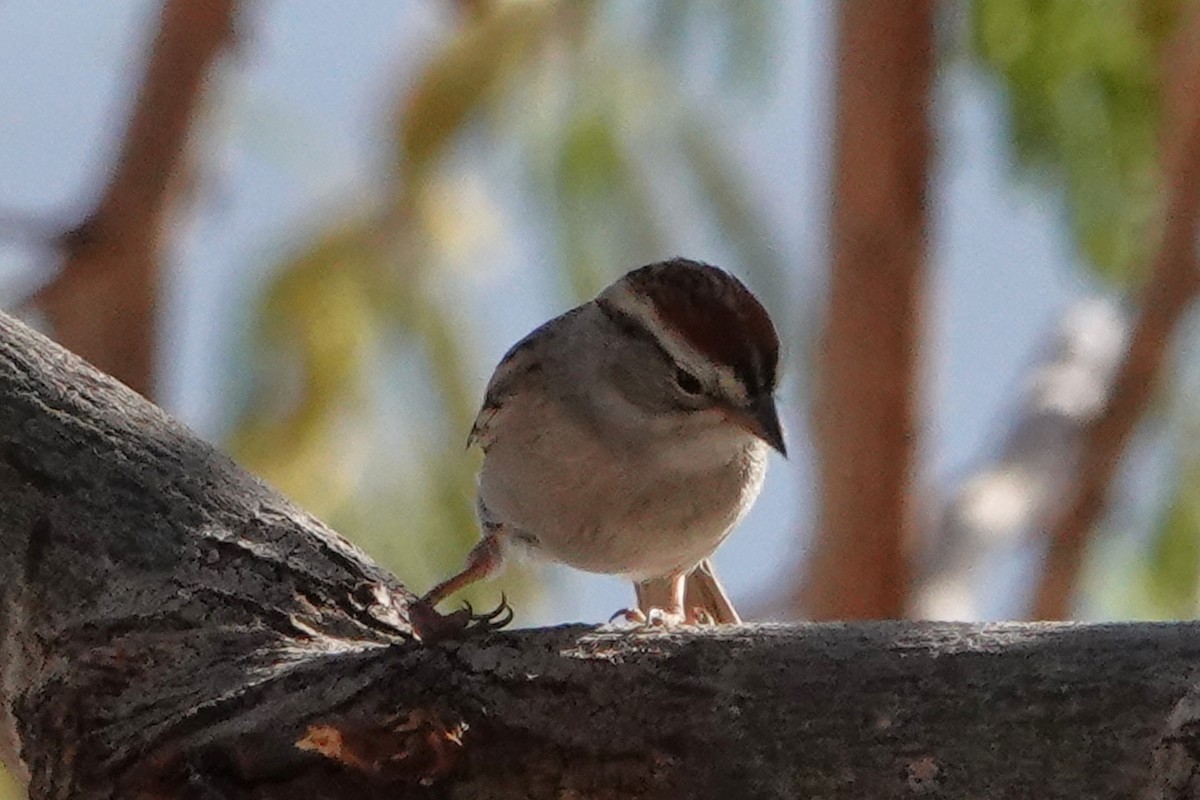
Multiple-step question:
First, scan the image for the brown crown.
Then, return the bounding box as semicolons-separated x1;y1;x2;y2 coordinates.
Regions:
621;258;779;394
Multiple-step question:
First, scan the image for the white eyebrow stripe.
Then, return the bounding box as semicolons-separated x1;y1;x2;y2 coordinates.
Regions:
601;284;748;404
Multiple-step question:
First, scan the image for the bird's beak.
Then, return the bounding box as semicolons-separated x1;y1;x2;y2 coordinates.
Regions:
729;394;787;457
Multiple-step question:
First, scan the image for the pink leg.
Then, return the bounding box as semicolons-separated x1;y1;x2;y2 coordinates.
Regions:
421;531;505;609
629;573;688;627
682;559;740;624
411;530;511;640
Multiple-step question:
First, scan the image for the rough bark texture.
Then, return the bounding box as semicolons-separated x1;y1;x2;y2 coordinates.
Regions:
1032;1;1200;620
800;0;932;620
5;315;1200;799
29;0;235;398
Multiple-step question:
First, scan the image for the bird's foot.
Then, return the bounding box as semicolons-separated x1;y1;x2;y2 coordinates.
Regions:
410;594;513;642
606;606;688;630
607;607;646;627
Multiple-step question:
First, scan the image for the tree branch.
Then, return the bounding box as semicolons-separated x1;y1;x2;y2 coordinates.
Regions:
1032;1;1200;619
798;0;932;620
4;318;1200;797
27;0;236;398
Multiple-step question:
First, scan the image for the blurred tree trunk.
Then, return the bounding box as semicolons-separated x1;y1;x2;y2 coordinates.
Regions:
29;0;235;399
796;0;933;620
1031;1;1200;619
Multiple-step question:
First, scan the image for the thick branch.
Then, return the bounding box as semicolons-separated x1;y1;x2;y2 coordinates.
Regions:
1032;2;1200;619
799;0;932;619
0;311;413;795
28;0;236;397
3;324;1200;798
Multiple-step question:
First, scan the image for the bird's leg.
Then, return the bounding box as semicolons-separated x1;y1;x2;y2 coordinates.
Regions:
422;531;504;608
410;528;512;641
682;558;740;624
623;573;688;627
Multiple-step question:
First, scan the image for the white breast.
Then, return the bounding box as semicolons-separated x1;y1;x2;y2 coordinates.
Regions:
476;391;769;581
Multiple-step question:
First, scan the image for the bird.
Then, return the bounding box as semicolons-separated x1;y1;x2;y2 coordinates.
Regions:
410;257;785;639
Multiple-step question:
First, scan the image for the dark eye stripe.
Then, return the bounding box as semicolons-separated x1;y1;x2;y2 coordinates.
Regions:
596;297;713;406
595;296;682;368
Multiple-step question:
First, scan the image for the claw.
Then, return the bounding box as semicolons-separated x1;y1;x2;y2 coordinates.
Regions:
604;606;687;630
480;594;514;629
608;607;647;625
481;594;511;622
645;607;678;627
410;594;514;642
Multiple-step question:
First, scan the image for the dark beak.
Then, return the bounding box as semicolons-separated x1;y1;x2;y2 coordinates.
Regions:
732;394;787;457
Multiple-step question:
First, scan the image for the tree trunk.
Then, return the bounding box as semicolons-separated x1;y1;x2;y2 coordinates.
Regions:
3;312;1200;798
30;0;236;398
799;0;932;620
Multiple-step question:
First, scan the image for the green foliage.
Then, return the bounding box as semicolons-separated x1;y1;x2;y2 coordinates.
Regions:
228;2;785;618
648;0;777;91
518;2;788;303
395;0;563;183
230;219;380;514
1143;465;1200;617
553;101;666;301
1136;402;1200;618
0;768;18;800
972;0;1180;284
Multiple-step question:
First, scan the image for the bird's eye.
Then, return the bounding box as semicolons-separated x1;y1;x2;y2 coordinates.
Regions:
675;368;703;395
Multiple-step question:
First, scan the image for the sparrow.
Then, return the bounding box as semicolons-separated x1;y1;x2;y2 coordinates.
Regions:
411;257;784;638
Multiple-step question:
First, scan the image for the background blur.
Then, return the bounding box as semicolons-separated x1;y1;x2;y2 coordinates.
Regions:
2;3;1199;788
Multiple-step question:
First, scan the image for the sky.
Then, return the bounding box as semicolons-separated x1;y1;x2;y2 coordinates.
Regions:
0;2;1098;623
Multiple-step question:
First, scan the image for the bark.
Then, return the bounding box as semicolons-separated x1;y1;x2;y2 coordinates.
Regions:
28;0;236;398
799;0;932;620
4;320;1200;799
1032;1;1200;619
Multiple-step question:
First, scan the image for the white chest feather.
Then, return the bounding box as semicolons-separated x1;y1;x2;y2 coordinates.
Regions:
476;391;769;580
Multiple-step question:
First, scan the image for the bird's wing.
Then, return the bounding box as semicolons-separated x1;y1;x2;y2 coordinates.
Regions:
466;307;583;451
466;403;500;451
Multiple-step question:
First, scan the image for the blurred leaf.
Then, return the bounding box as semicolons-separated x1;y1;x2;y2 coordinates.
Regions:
0;769;18;800
648;0;693;59
553;105;669;301
395;0;564;183
678;121;790;321
358;241;477;433
647;0;777;91
1144;461;1200;616
973;0;1179;284
720;0;775;89
230;218;380;514
400;283;479;434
